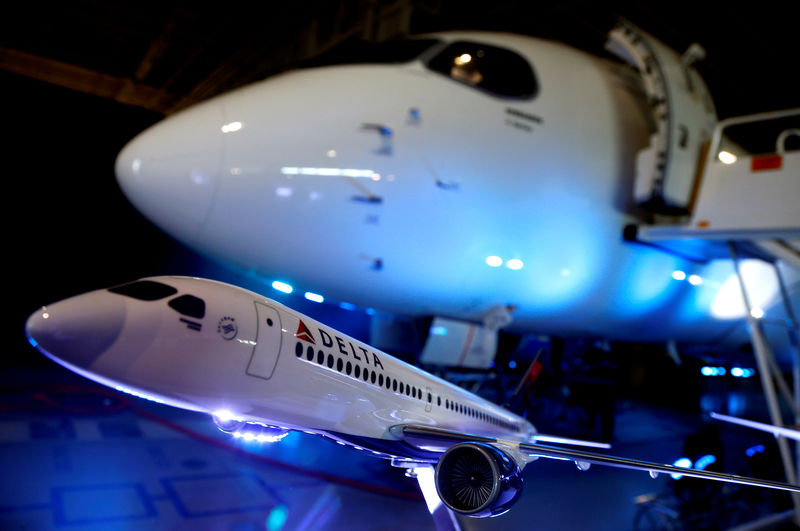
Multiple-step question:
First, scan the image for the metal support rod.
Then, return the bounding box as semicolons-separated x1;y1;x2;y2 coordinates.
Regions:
729;242;800;521
774;262;800;497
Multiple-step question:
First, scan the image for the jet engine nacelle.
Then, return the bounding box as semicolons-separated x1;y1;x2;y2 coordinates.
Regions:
434;442;523;518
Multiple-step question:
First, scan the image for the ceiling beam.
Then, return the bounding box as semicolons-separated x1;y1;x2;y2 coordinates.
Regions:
0;46;174;114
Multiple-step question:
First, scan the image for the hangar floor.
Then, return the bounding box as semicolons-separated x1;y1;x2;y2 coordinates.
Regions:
0;368;795;531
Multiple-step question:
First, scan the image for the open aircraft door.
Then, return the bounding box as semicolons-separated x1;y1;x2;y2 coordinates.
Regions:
246;302;283;379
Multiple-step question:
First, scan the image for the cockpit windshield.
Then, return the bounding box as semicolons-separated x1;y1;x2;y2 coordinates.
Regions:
168;294;206;319
299;38;441;68
425;41;538;99
108;280;178;301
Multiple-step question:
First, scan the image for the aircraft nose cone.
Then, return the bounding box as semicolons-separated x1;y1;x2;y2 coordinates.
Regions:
115;100;224;244
26;292;126;370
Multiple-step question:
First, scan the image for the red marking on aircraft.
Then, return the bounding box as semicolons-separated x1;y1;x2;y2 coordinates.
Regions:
296;320;316;344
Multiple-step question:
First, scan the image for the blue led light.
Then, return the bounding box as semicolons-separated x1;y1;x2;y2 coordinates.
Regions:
746;444;765;457
717;367;726;376
731;367;744;377
365;308;376;315
339;302;356;311
27;336;38;348
694;454;716;471
671;457;692;480
672;270;687;281
508;360;517;369
267;505;289;531
430;326;448;336
304;292;324;303
701;366;715;376
272;281;293;294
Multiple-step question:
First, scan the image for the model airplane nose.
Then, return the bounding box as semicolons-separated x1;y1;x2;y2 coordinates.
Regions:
25;293;126;369
115;100;224;245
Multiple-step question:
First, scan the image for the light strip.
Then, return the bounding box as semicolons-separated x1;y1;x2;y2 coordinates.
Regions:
281;167;376;178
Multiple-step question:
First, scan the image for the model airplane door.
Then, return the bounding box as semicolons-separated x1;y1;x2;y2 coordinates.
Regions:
247;302;283;380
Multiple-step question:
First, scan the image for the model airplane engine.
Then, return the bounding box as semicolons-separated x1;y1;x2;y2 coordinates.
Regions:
434;442;523;518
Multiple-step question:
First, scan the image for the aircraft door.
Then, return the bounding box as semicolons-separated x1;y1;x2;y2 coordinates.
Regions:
246;302;283;379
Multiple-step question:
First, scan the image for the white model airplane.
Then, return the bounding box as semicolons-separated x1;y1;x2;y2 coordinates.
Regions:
24;277;800;518
712;412;800;441
112;27;799;362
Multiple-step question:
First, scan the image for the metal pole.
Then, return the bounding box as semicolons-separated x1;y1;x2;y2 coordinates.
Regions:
729;243;800;520
774;262;800;497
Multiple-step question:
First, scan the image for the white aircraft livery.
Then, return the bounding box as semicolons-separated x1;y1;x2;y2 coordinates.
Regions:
25;276;800;518
112;28;800;359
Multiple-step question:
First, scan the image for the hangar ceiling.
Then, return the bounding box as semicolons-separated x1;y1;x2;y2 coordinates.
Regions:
1;1;795;117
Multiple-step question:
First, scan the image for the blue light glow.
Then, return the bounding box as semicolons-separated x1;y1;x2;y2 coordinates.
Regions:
365;308;376;315
338;302;356;311
272;281;293;294
430;326;448;336
506;258;524;270
27;336;38;348
694;454;716;470
114;385;165;404
304;292;324;303
486;255;503;267
746;444;765;457
731;367;744;377
267;505;289;531
717;367;726;376
508;360;517;369
688;274;703;286
671;457;692;480
672;270;687;281
701;366;715;376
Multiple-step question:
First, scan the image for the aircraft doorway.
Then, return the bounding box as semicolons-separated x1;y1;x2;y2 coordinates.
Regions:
246;302;283;379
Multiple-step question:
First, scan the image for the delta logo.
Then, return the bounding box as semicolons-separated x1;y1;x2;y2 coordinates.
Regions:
295;320;316;344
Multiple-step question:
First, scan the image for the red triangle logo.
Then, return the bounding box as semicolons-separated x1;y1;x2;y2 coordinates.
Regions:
295;320;315;344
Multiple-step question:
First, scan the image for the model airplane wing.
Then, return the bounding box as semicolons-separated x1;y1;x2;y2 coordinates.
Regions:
711;412;800;441
397;424;800;493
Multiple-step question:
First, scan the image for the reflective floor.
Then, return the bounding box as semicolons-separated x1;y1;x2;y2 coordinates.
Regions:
0;368;796;531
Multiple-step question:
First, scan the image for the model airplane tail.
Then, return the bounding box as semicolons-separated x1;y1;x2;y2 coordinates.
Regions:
25;277;800;519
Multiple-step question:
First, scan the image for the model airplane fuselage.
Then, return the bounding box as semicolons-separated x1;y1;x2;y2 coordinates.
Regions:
25;277;800;518
113;31;799;348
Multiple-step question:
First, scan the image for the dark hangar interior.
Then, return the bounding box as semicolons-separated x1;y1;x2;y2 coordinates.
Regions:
4;2;798;530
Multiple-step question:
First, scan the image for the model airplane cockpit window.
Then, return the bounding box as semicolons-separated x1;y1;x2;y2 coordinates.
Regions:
107;280;177;301
167;294;206;319
299;38;441;68
425;41;538;99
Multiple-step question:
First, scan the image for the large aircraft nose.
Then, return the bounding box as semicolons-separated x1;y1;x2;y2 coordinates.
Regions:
25;292;126;370
115;100;224;244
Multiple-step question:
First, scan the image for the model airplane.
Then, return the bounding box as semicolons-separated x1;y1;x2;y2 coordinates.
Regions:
112;27;799;362
25;277;800;518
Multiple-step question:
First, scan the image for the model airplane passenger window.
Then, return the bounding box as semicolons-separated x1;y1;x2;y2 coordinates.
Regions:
425;41;538;99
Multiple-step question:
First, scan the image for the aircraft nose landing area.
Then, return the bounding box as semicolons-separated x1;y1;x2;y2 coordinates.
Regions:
114;101;223;245
26;294;125;370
